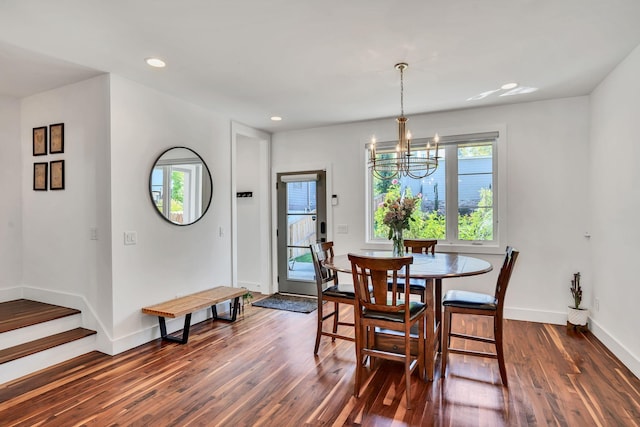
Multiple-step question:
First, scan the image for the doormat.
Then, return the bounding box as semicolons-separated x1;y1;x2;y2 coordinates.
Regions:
252;293;318;313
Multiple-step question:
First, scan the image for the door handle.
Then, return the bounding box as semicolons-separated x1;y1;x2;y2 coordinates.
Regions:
320;221;326;234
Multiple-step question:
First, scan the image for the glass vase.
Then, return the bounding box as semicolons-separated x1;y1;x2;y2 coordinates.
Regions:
391;227;404;257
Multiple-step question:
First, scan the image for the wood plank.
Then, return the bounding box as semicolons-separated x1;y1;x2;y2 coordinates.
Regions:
141;295;212;318
141;286;246;318
190;286;246;303
0;328;96;365
0;299;80;333
0;307;639;426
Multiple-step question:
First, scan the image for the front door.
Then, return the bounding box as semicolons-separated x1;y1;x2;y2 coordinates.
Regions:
276;170;327;296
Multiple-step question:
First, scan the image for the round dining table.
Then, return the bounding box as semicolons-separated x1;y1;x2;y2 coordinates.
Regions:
323;250;493;380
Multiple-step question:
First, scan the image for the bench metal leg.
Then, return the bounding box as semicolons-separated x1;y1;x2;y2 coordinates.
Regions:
158;314;192;344
211;297;241;322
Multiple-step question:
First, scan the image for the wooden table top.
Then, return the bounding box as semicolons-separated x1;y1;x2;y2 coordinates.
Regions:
324;251;493;279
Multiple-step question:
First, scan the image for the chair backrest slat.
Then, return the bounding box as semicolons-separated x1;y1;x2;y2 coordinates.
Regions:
310;242;338;294
348;254;413;317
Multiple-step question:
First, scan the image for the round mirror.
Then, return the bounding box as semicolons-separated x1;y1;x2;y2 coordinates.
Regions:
149;147;213;226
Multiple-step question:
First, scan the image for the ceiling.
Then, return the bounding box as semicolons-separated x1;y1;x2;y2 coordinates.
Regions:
1;0;640;133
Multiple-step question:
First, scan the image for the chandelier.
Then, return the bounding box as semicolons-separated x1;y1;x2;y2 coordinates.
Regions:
368;63;439;180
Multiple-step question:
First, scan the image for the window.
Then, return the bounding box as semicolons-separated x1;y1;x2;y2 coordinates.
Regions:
151;159;205;224
367;131;505;253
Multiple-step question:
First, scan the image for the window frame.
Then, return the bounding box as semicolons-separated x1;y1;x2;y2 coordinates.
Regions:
364;126;507;254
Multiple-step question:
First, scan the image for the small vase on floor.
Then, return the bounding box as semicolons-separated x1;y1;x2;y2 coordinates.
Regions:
567;306;588;327
391;227;404;256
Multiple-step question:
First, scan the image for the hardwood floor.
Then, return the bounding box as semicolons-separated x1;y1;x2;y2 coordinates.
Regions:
1;303;639;426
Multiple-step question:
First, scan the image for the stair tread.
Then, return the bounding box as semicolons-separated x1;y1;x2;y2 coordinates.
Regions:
0;327;96;365
0;299;81;333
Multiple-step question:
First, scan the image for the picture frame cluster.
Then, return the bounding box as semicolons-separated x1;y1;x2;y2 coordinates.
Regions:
32;123;65;191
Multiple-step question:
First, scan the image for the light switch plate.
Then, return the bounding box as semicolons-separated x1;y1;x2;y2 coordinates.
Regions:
124;231;137;245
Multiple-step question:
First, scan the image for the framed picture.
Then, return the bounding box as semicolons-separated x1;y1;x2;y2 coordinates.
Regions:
50;160;65;190
33;162;48;191
33;127;47;156
49;123;64;154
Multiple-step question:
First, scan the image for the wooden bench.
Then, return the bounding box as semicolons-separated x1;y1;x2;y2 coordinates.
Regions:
142;286;246;344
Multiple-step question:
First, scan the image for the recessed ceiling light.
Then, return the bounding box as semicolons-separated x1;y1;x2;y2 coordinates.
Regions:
271;116;282;121
501;82;518;90
145;57;166;68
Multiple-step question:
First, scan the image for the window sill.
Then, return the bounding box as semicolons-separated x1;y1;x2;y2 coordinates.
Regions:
364;240;505;255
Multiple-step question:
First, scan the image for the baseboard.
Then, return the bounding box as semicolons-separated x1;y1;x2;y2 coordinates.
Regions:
504;306;567;325
589;318;640;379
111;302;231;354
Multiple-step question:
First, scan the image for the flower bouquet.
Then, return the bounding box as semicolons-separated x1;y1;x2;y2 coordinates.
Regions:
382;193;421;256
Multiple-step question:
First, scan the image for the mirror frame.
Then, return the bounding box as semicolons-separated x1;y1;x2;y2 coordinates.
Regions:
149;146;213;226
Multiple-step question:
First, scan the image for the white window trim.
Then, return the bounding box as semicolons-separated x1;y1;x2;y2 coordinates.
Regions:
364;125;508;255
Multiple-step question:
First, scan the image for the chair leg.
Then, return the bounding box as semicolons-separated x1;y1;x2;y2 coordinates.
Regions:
420;316;426;381
404;324;412;410
314;298;324;355
367;326;375;368
441;309;451;379
425;309;434;381
495;314;508;386
353;322;364;397
332;302;339;338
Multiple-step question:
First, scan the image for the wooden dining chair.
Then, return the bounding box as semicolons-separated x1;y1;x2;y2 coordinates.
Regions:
349;254;426;409
310;242;356;355
390;239;438;303
441;247;519;385
404;239;437;255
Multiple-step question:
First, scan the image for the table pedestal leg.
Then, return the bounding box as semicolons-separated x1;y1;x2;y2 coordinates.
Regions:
423;278;443;381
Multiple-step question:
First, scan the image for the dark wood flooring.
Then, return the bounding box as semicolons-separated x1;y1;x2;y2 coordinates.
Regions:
0;303;639;426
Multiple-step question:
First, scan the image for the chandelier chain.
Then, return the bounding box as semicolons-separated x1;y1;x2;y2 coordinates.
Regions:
400;66;404;117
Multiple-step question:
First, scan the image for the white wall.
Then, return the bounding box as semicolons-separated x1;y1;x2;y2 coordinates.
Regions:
272;97;591;324
109;75;233;352
236;135;263;291
589;44;640;376
11;74;258;355
20;76;112;349
0;96;22;294
231;123;272;295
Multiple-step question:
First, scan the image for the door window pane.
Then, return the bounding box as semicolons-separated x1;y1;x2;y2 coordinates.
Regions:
286;181;316;281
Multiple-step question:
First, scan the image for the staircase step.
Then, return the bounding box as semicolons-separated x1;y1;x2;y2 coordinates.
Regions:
0;313;82;351
0;328;96;365
0;299;81;333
